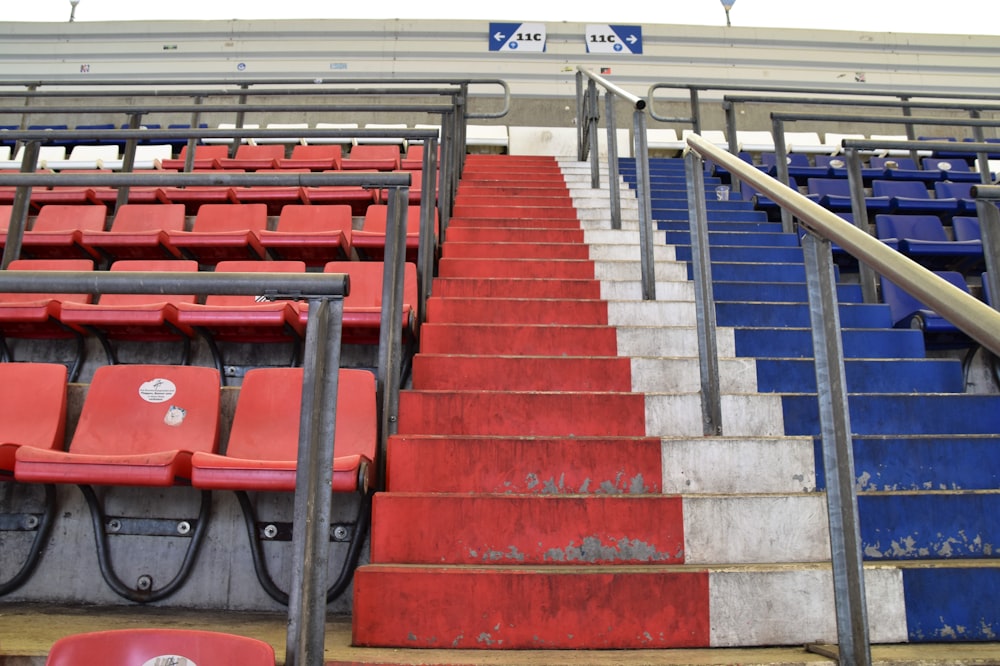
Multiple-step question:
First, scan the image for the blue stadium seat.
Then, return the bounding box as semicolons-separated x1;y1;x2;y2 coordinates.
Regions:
875;214;983;270
807;177;891;212
880;270;973;350
871;179;961;216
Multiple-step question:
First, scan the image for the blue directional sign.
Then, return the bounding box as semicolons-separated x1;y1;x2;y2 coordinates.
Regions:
585;24;642;54
488;22;547;52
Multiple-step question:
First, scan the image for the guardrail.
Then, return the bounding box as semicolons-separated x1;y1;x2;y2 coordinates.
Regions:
576;67;656;300
686;131;1000;666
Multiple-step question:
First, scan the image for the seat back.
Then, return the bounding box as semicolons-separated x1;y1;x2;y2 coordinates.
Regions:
952;216;981;242
98;259;200;306
0;363;67;471
806;178;850;198
0;258;94;304
871;180;932;199
232;144;285;161
323;260;418;315
284;144;342;169
875;214;949;242
30;205;107;233
69;364;220;457
881;271;970;328
191;203;267;233
45;628;275;666
205;260;307;306
226;366;377;463
110;203;186;233
361;204;423;235
275;204;352;234
934;181;974;200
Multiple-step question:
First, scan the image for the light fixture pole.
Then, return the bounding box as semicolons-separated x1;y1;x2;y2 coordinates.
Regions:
69;0;80;22
720;0;735;26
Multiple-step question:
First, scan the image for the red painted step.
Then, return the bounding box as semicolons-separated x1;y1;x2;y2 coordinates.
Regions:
352;566;710;649
445;226;584;244
411;354;632;391
385;434;663;494
457;185;570;198
425;297;608;325
432;277;601;299
454;195;574;208
417;323;619;356
438;257;595;279
369;493;685;565
447;216;583;230
452;203;578;218
441;241;591;260
397;390;647;437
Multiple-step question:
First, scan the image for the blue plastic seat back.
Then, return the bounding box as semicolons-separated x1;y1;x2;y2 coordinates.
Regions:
952;216;981;242
875;214;949;243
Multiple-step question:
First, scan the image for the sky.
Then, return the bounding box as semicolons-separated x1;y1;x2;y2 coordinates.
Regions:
5;0;1000;36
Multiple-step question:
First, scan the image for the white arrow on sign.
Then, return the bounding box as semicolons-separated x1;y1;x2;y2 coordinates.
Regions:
627;34;638;45
493;31;506;42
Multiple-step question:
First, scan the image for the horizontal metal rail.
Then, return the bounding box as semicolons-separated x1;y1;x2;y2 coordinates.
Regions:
686;132;1000;357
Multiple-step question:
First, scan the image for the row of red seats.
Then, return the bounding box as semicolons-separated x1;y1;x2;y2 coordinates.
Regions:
0;257;419;381
0;203;427;265
165;143;429;171
2;361;376;603
0;169;429;215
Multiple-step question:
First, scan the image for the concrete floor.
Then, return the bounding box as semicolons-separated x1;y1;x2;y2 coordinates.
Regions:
2;603;1000;666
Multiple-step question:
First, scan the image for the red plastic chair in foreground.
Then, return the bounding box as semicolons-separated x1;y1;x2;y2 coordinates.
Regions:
191;366;377;603
15;364;222;602
0;362;67;596
257;203;352;266
79;203;186;262
165;202;268;264
45;628;276;666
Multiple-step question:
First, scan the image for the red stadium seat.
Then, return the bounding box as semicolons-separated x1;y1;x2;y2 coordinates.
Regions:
165;203;268;264
0;258;95;381
299;169;378;216
229;168;309;214
155;169;239;214
18;204;106;261
78;203;186;261
46;628;276;666
214;144;284;170
190;366;376;603
258;203;352;265
57;259;200;366
173;260;308;382
342;144;401;171
14;363;222;602
319;260;419;344
277;144;342;171
354;203;429;261
160;144;229;170
0;362;67;595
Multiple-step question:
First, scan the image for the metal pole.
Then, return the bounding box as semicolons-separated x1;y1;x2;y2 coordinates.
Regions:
605;92;622;230
587;80;601;188
417;137;438;319
1;141;39;269
634;109;655;301
772;117;794;233
843;147;880;304
376;185;409;487
975;199;1000;312
285;294;345;666
114;113;142;213
801;230;872;666
685;150;722;435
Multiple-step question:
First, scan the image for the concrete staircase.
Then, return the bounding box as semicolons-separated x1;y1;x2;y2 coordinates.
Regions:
351;153;1000;651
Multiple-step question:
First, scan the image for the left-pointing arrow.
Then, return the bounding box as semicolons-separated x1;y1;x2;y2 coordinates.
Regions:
493;31;506;41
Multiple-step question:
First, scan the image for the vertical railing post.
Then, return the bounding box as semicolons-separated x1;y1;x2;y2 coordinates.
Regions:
285;293;345;666
376;185;409;486
114;113;143;213
605;92;622;230
844;147;880;304
633;108;655;301
772;118;794;234
587;80;601;188
2;140;39;269
976;199;1000;310
801;231;872;666
417;137;438;320
685;150;722;435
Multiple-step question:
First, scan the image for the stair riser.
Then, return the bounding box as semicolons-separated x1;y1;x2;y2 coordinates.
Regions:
438;257;595;279
716;302;892;328
426;298;609;325
446;227;584;243
782;394;1000;436
418;323;619;356
369;494;685;565
433;277;602;299
756;358;965;394
352;567;711;649
734;328;927;359
397;391;647;437
386;435;662;494
441;242;592;260
452;204;579;219
411;355;632;391
448;216;583;230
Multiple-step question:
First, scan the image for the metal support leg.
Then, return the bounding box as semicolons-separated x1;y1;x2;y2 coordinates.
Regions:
801;231;872;666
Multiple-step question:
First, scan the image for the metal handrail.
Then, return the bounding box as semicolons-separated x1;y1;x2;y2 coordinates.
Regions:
687;131;1000;666
687;133;1000;356
576;67;656;300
